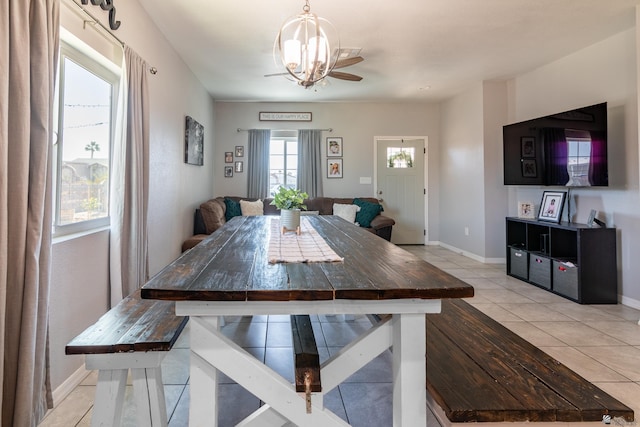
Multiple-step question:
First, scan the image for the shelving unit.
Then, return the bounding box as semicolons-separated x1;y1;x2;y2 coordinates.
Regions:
506;217;618;304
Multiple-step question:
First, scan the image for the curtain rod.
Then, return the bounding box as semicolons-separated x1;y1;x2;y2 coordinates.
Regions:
237;128;333;132
68;0;158;75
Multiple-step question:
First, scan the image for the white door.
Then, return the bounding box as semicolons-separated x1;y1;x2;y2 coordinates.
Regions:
375;138;426;244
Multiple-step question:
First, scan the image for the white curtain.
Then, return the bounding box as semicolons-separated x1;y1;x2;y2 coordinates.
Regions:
1;0;59;425
298;129;324;197
109;46;150;306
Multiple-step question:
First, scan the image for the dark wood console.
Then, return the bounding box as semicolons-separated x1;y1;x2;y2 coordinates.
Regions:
506;217;618;304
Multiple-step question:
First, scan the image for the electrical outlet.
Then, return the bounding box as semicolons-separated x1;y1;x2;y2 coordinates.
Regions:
464;227;469;236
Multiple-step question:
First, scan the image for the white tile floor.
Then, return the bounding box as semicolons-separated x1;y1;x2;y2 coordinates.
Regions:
38;245;640;427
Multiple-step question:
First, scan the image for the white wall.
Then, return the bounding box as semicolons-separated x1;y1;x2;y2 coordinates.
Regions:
213;102;443;241
506;28;640;307
50;0;215;395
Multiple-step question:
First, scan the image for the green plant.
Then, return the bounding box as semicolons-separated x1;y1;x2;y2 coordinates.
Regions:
270;186;308;210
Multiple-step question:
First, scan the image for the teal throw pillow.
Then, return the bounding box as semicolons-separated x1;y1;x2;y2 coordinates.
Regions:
353;198;383;228
224;198;242;221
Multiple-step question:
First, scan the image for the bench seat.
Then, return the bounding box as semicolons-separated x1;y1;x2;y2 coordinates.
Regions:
66;290;188;427
426;299;634;424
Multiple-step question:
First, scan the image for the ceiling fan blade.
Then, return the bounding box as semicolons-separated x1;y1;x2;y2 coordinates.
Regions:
328;71;363;82
264;72;289;77
334;56;364;69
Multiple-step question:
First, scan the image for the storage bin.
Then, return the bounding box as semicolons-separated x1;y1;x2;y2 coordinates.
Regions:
509;247;528;280
529;255;551;289
553;260;578;300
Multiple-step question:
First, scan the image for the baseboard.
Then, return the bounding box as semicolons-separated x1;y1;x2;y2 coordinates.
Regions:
51;365;91;407
437;242;505;265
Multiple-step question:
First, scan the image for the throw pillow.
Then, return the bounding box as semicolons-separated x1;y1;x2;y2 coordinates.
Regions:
200;198;226;234
240;199;264;216
332;203;360;224
224;197;242;221
353;198;384;228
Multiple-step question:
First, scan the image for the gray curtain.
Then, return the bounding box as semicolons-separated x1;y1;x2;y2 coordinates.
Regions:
247;129;271;199
298;129;324;197
1;0;59;425
109;46;150;306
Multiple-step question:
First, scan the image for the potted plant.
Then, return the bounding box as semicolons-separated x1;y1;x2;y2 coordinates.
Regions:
270;186;308;233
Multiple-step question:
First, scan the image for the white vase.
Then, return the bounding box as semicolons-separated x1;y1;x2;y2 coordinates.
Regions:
280;209;301;233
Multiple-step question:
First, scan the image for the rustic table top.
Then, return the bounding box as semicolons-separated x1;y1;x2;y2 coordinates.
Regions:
141;215;474;302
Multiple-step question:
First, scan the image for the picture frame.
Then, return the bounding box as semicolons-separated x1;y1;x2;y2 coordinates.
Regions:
521;136;535;158
224;152;233;163
224;166;233;178
538;191;566;223
184;116;204;166
234;161;243;173
327;158;343;178
518;201;535;219
521;159;537;177
327;137;343;157
235;145;244;157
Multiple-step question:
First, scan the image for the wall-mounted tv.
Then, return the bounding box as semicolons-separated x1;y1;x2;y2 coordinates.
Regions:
503;102;608;187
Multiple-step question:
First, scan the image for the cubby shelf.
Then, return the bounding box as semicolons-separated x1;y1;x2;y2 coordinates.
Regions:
506;217;618;304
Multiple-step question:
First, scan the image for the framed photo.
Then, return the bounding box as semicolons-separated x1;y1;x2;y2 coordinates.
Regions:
235;145;244;157
327;158;343;178
224;166;233;178
538;191;566;223
521;136;535;158
327;137;343;157
184;116;204;166
518;201;535;219
522;159;537;177
234;161;243;173
224;152;233;163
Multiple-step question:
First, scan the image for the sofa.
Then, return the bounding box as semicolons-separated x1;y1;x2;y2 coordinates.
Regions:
182;196;395;252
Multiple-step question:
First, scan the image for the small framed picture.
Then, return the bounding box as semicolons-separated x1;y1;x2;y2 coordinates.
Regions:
521;136;535;158
235;145;244;157
224;166;233;178
327;158;343;178
234;161;243;173
518;201;535;219
327;137;343;157
538;191;567;223
522;159;537;177
224;152;233;163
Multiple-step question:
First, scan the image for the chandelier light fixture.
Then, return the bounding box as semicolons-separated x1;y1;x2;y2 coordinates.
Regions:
274;0;340;88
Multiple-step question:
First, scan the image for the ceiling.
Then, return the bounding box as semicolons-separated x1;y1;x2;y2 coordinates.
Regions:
139;1;640;103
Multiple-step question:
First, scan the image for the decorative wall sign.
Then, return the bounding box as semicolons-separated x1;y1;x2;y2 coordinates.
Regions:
81;0;120;30
184;116;204;166
259;112;312;122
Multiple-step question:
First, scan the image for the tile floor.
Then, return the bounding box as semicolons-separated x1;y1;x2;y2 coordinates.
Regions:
38;245;640;427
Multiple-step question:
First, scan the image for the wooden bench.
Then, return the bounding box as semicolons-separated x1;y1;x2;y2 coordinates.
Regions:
426;299;634;424
290;315;322;413
66;290;188;427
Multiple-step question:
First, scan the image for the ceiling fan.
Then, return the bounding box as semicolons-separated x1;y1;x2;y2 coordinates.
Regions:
265;48;364;85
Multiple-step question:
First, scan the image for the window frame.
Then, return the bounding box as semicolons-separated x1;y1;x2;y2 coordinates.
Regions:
53;41;120;237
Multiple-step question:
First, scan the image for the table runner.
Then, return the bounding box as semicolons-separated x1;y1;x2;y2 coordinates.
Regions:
268;217;343;263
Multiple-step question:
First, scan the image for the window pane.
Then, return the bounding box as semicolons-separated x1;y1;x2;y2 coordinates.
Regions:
269;137;298;195
59;58;112;225
387;147;415;168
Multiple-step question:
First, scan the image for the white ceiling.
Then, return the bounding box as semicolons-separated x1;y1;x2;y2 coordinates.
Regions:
139;0;640;103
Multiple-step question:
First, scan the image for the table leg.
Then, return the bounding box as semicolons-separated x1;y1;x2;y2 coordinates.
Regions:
392;313;427;427
189;316;221;427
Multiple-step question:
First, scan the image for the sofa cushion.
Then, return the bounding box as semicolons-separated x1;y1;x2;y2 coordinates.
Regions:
353;198;384;228
224;197;242;221
333;203;360;223
240;199;264;216
200;198;226;234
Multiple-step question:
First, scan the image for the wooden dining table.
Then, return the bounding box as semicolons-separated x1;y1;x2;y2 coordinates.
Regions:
141;215;474;426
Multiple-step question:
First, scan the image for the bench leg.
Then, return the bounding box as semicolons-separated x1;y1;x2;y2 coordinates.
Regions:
131;367;167;427
189;316;221;427
92;369;128;427
392;313;427;427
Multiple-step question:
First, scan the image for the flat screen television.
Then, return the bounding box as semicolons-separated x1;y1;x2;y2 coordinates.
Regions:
503;102;608;187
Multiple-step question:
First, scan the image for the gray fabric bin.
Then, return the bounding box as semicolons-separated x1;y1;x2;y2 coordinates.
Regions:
529;255;551;289
553;260;579;300
509;248;528;280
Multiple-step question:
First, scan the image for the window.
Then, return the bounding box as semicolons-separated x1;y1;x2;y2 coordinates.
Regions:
269;131;298;196
387;147;415;168
53;43;119;235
